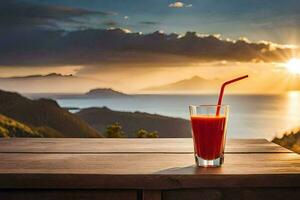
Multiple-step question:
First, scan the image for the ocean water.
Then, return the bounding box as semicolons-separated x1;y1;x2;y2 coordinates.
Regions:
56;92;300;139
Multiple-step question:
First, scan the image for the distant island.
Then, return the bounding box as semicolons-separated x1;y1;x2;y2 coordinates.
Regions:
85;88;128;97
25;88;130;100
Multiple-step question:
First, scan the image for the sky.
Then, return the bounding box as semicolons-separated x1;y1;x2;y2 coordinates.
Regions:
23;0;300;43
0;0;300;93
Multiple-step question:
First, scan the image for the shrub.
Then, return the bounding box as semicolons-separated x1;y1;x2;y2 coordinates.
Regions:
105;122;126;138
136;129;159;138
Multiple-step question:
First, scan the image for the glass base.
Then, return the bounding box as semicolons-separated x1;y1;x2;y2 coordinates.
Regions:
195;155;224;167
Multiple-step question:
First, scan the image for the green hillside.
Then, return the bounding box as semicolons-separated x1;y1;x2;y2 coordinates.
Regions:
0;90;102;137
273;129;300;154
0;114;42;137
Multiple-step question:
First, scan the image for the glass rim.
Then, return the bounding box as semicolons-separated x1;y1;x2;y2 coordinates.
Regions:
189;104;229;108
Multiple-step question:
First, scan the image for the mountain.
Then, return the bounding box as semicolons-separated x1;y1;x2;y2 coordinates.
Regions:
144;76;221;93
76;107;191;138
0;90;102;137
146;75;300;94
85;88;128;97
0;73;102;93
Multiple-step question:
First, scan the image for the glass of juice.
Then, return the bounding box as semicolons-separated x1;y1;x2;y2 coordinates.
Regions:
189;105;229;167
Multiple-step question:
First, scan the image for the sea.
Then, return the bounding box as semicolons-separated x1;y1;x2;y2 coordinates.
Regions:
55;92;300;140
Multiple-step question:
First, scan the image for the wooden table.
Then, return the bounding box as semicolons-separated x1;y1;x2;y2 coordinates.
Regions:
0;138;299;200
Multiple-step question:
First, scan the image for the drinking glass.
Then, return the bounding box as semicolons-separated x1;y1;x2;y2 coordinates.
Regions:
189;105;229;167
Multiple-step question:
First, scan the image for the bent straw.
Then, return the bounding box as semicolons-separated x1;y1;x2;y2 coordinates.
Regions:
216;75;248;115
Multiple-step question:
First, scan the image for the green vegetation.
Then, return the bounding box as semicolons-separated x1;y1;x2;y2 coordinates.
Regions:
105;123;125;138
0;114;42;137
137;129;159;138
105;122;159;138
273;128;300;154
0;114;67;138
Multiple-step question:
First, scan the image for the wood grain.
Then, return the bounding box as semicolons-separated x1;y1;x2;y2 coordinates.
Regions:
0;138;298;192
162;188;300;200
0;190;137;200
0;153;299;174
0;138;291;153
143;190;161;200
0;153;299;189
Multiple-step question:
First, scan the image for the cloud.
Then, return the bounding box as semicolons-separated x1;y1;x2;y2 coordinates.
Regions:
139;21;160;25
1;73;75;80
0;0;116;30
169;2;192;8
1;1;293;70
102;20;118;27
0;28;294;67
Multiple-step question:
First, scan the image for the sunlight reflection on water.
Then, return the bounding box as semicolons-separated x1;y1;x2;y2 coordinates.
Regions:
287;91;300;117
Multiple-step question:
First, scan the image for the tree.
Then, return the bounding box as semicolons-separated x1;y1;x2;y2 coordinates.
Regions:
136;129;159;138
137;129;148;138
147;131;159;138
105;122;125;138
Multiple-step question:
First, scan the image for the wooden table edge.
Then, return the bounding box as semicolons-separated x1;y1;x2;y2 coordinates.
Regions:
1;173;300;189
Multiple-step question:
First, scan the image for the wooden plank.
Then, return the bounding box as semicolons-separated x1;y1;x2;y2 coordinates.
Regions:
1;153;299;174
163;188;300;200
164;189;222;200
143;190;161;200
0;138;291;153
0;189;137;200
1;173;299;190
0;153;299;189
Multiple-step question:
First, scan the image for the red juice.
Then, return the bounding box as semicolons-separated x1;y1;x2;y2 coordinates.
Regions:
190;115;227;160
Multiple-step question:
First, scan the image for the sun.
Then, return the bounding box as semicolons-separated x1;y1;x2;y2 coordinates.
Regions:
286;58;300;74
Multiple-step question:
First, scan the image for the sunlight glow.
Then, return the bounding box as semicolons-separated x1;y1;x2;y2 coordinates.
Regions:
286;91;300;129
286;58;300;74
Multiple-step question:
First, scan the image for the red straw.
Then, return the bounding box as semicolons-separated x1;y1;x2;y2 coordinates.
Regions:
216;75;248;115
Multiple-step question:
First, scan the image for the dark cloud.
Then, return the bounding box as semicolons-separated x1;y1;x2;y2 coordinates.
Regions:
102;20;118;27
0;1;294;68
0;73;75;80
139;21;160;25
0;0;115;30
0;28;294;67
